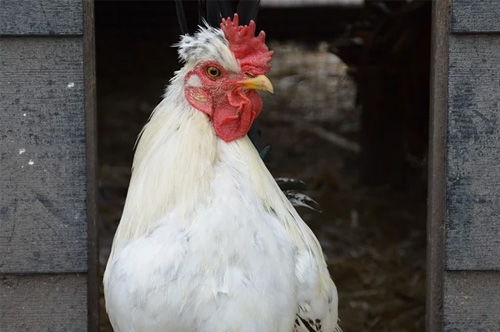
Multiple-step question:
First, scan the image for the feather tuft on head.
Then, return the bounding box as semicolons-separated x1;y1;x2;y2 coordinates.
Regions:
221;14;274;75
176;24;240;73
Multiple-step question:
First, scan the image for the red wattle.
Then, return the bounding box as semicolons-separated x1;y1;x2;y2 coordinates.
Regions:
213;89;262;142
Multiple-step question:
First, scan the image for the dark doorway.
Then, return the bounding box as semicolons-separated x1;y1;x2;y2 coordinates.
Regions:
95;1;430;331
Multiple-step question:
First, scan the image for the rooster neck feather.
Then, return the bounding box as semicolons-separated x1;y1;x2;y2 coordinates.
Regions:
111;70;216;252
110;70;328;283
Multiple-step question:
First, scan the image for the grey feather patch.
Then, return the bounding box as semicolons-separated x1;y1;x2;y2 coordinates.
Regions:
295;315;322;332
285;190;321;212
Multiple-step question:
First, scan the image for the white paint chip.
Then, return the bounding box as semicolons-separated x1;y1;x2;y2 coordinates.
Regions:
19;148;26;155
67;82;75;89
28;159;34;165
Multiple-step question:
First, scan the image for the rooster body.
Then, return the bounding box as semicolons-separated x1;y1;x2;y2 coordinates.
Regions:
104;18;339;332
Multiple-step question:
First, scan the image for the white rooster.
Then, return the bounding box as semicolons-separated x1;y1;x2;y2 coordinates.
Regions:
104;15;339;332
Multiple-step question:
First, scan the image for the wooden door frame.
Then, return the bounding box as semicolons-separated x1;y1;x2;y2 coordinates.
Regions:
426;0;448;330
83;1;451;330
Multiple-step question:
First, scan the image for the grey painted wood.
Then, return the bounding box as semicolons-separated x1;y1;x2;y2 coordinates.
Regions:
445;35;500;270
432;2;500;330
0;37;88;273
0;0;83;35
451;0;500;33
444;271;500;331
0;274;87;331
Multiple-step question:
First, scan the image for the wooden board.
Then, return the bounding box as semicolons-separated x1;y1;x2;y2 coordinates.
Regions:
0;37;88;273
445;35;500;270
451;0;500;33
426;0;449;330
0;274;87;331
0;0;83;35
83;0;99;329
444;271;500;331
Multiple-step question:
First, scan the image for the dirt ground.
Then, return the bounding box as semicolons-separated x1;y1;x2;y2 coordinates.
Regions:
97;40;426;332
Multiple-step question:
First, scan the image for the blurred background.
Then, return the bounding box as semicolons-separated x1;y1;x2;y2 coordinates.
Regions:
95;0;430;331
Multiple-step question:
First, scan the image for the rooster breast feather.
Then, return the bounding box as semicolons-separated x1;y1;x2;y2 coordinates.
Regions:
238;139;340;332
293;250;340;332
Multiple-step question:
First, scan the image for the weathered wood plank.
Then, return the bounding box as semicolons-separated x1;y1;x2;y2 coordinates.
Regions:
444;271;500;331
83;0;99;329
445;35;500;270
0;0;83;35
451;0;500;33
427;0;449;330
0;37;88;273
0;274;87;331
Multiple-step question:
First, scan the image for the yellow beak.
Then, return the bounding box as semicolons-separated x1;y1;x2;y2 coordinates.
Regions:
238;75;274;94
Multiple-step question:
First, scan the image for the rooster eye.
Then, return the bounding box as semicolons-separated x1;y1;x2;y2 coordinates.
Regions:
206;66;221;79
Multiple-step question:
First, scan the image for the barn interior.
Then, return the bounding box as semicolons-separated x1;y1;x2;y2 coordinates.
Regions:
95;1;431;331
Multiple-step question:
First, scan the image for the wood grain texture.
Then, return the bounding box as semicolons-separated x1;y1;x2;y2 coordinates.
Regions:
451;0;500;33
83;0;99;329
444;271;500;331
0;274;87;331
0;37;88;273
446;35;500;270
426;0;448;330
0;0;83;35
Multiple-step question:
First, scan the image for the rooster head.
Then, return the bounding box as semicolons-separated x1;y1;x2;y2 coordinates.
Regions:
178;14;274;142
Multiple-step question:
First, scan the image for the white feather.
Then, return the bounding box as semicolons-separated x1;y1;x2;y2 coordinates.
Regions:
104;26;339;332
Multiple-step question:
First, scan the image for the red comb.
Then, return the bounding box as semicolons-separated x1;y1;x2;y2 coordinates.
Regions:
221;14;273;75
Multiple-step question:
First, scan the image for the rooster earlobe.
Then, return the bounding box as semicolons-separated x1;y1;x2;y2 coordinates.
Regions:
185;86;213;117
